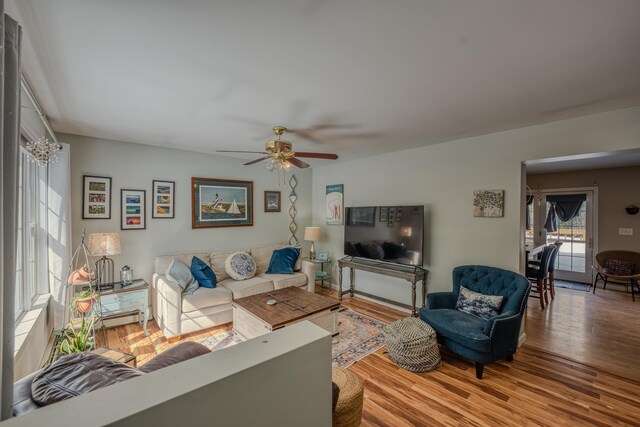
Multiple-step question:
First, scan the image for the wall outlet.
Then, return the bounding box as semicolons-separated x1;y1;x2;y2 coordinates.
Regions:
619;228;633;236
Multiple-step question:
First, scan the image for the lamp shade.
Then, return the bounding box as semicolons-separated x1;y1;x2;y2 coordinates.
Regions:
304;226;321;241
400;227;412;237
87;232;121;256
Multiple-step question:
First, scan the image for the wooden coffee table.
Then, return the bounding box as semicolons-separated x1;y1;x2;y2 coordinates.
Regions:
232;286;340;340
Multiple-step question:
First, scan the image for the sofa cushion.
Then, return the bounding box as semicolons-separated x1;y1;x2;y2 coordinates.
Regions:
455;286;503;320
225;252;257;280
139;342;210;373
250;243;285;274
260;272;307;290
419;309;490;353
220;276;275;299
182;286;233;313
191;256;217;288
166;258;199;295
155;253;210;276
31;353;143;406
266;247;301;275
210;251;234;281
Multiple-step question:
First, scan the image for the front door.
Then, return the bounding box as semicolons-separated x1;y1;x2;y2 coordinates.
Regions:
533;189;595;284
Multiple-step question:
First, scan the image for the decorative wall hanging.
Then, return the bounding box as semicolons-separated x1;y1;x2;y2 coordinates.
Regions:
379;207;388;222
326;184;344;225
191;177;253;228
121;189;146;230
626;205;639;215
473;190;505;218
82;175;112;219
264;190;281;212
288;175;298;245
152;180;175;218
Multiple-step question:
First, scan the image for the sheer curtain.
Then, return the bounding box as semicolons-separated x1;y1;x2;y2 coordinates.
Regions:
0;11;22;420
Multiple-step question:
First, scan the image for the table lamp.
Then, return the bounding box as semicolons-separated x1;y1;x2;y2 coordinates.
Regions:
87;232;121;285
304;226;321;260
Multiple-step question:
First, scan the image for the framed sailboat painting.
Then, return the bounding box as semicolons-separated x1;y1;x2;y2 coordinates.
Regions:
191;177;253;228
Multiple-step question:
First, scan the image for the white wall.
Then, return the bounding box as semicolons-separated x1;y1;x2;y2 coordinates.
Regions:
312;107;640;306
4;322;332;427
64;133;312;285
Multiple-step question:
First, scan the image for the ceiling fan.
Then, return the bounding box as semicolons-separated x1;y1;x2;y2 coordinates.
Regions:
217;126;339;170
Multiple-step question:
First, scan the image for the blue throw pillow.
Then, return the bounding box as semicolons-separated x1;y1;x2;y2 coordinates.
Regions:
266;247;301;275
191;256;217;288
165;259;199;295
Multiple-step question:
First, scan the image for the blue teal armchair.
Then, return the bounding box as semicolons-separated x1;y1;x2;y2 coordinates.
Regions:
419;265;530;379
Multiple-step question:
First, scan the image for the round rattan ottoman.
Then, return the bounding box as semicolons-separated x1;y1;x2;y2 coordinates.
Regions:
382;317;441;372
332;367;364;427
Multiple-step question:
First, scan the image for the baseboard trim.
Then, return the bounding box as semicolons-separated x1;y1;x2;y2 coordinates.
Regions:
518;332;527;347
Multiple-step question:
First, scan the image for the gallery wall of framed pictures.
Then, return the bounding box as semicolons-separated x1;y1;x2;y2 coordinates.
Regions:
152;180;175;218
83;175;112;219
121;189;146;230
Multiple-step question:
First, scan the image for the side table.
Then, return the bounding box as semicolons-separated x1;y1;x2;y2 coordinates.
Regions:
303;257;333;291
97;278;150;336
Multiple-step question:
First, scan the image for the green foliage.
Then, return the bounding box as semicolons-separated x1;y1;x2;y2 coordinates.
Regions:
59;315;95;355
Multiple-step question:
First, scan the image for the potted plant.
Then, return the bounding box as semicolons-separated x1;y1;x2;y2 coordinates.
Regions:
59;315;95;355
67;264;95;284
72;289;99;313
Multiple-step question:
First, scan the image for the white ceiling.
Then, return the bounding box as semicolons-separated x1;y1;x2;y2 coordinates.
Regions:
526;149;640;174
7;0;640;162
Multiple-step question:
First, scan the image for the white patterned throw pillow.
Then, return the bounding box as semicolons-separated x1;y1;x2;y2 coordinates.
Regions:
455;286;504;320
225;252;256;281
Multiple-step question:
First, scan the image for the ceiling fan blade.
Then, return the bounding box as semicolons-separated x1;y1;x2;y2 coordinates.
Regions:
244;157;271;166
294;152;339;160
288;157;310;169
216;150;268;154
286;129;322;144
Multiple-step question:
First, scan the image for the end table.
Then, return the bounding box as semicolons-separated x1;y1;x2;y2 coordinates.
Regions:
304;257;333;291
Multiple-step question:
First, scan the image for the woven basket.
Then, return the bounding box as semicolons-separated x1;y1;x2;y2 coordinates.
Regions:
383;317;441;372
332;367;364;427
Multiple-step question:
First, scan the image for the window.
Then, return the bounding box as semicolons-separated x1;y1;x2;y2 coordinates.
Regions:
15;147;45;320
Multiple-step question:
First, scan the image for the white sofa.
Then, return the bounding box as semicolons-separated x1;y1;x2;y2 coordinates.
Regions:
152;243;315;340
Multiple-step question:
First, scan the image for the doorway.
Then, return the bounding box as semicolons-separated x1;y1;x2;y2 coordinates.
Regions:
527;187;597;284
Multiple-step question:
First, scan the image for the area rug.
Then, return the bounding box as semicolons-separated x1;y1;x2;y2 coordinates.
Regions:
555;280;591;292
199;308;386;368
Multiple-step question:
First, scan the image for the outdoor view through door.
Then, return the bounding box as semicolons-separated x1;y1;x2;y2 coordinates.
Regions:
527;189;595;283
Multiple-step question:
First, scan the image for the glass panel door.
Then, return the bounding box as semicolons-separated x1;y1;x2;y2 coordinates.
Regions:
539;191;594;283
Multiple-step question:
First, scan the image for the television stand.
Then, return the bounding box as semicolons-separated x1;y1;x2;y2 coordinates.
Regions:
337;256;429;316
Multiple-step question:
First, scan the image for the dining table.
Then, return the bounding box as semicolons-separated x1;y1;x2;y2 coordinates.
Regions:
525;241;546;259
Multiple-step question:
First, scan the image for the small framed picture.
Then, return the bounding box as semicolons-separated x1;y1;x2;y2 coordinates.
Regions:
315;251;329;262
379;207;388;222
83;175;112;219
152;180;175;219
121;189;146;230
264;190;281;212
388;207;396;227
396;206;403;222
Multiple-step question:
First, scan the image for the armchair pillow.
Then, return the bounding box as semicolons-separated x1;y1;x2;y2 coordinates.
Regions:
455;286;504;320
266;247;301;275
225;252;257;280
166;258;199;294
603;259;635;277
191;256;217;288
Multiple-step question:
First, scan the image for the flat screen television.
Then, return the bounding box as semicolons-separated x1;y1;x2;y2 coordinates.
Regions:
344;205;424;267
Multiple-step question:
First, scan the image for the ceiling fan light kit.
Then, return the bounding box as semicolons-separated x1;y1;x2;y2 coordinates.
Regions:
217;125;339;183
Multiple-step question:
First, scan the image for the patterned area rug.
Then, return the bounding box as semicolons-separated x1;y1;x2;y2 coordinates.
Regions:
199;308;386;368
555;280;591;292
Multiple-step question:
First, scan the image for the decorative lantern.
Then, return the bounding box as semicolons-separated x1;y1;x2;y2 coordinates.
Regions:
120;265;133;285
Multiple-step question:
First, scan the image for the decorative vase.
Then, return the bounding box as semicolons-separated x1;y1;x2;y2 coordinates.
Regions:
75;297;95;313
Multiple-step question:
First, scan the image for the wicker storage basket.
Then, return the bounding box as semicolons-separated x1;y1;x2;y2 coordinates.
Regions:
332;367;364;427
383;317;441;372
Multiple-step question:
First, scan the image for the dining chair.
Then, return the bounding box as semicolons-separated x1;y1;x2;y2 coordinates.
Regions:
529;241;562;300
526;245;555;309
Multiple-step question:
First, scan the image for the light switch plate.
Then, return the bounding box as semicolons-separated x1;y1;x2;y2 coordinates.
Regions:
619;228;633;236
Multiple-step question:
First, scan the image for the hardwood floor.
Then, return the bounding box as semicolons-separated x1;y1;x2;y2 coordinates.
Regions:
525;284;640;382
98;287;640;426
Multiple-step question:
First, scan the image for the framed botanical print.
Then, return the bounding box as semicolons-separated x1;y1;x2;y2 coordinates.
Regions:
121;189;146;230
192;177;253;228
152;180;175;218
83;175;112;219
264;190;281;212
